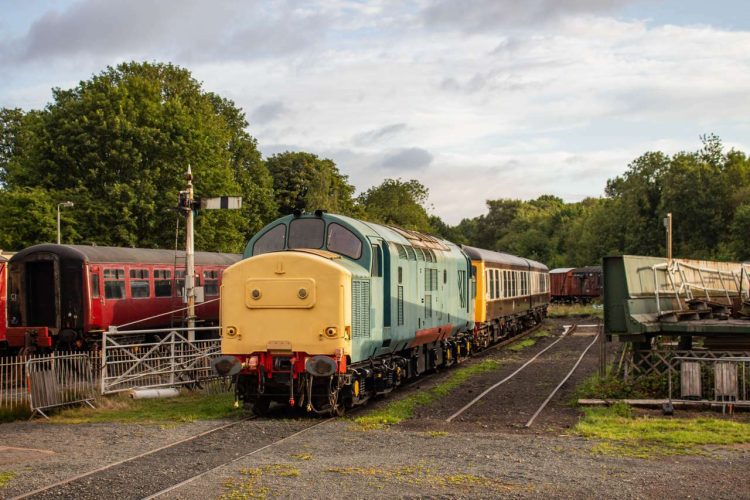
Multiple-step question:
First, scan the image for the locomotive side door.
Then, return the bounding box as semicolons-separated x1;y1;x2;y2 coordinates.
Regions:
367;239;386;341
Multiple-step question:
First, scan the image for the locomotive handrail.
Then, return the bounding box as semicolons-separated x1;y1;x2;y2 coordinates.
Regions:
106;325;219;335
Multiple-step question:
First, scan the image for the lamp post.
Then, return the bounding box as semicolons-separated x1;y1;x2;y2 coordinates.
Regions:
57;201;74;244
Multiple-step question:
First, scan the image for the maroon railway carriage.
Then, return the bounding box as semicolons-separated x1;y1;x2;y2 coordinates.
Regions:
5;244;240;351
549;266;602;303
0;255;7;348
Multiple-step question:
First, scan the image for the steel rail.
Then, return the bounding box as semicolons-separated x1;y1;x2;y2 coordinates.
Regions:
143;418;334;499
10;417;255;500
524;328;600;428
445;324;577;422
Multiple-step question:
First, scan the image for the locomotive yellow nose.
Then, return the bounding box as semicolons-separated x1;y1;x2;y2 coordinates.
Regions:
220;251;352;357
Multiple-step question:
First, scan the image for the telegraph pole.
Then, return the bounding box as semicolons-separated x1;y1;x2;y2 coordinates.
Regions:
665;212;673;265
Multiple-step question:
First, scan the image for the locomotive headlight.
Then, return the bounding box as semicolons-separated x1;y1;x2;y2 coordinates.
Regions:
225;326;239;337
298;288;308;299
250;289;261;300
325;326;337;338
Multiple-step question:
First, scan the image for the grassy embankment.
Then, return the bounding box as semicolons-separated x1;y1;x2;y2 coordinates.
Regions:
574;402;750;458
548;303;603;319
354;330;548;429
46;392;237;424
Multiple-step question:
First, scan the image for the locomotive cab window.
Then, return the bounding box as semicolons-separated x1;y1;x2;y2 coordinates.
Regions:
288;218;324;249
103;268;125;299
327;223;362;259
204;270;219;296
371;244;382;277
130;269;150;298
253;224;286;255
154;269;172;297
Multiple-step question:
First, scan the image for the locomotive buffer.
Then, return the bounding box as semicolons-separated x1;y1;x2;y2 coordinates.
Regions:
178;166;241;341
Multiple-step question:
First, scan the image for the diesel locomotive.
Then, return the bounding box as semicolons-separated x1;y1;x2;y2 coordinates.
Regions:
217;212;549;415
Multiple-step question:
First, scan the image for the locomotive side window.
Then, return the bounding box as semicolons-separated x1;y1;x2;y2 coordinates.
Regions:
130;269;150;298
405;246;417;260
253;224;286;255
204;270;219;296
398;266;403;284
91;274;100;298
104;268;125;299
154;269;172;297
288;218;324;249
327;223;362;259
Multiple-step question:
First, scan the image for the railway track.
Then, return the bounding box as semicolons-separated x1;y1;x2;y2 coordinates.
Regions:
11;417;326;500
446;321;601;425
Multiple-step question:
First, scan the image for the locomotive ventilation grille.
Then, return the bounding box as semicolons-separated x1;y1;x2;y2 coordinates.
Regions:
352;280;371;338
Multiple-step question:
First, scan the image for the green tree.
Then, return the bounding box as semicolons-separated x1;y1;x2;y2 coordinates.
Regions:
1;61;275;252
266;151;356;216
0;188;69;249
357;178;432;231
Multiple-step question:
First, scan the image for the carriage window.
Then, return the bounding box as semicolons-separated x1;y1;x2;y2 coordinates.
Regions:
489;269;495;300
503;271;509;298
288;218;325;249
253;224;286;255
327;223;362;259
90;274;100;298
104;268;125;299
154;269;172;297
495;269;500;299
130;269;150;298
204;270;219;296
176;270;185;297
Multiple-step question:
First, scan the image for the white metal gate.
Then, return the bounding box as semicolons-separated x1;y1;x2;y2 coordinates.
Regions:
101;326;224;394
27;353;97;418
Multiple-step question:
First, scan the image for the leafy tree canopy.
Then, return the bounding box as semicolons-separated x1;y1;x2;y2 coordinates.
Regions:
0;61;276;252
358;178;432;232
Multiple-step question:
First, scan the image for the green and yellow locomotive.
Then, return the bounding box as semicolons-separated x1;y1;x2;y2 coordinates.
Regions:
217;211;548;415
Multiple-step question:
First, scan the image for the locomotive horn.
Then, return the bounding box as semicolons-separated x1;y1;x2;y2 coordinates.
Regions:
211;355;243;377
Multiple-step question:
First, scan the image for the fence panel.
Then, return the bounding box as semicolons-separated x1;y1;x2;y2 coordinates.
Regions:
101;326;228;394
0;355;29;410
27;353;97;418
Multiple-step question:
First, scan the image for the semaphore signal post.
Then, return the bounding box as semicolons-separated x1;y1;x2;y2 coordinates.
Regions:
178;166;242;341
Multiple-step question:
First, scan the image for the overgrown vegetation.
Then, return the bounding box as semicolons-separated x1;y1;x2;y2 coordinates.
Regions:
354;359;502;429
49;392;237;424
0;471;16;489
574;403;750;458
574;372;669;400
547;303;603;318
221;464;300;500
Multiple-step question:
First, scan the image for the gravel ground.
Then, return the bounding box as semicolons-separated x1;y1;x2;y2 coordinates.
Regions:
2;318;749;499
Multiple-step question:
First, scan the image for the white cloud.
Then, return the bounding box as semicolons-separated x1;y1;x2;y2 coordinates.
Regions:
2;2;750;224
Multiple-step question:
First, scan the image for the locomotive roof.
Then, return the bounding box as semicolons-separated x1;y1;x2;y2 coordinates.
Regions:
462;245;548;272
10;244;241;266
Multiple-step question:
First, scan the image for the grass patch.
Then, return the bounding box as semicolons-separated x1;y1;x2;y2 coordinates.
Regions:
573;402;750;457
425;431;448;438
548;303;603;318
0;406;32;423
0;471;17;488
507;338;536;352
49;392;238;424
290;453;312;461
533;329;550;338
354;359;502;429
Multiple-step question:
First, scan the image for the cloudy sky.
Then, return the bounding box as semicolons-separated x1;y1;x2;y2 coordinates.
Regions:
2;0;750;223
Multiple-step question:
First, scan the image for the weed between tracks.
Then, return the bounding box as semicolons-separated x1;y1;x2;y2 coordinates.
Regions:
221;464;300;500
0;471;17;489
507;338;536;352
573;402;750;458
49;392;237;424
353;359;502;430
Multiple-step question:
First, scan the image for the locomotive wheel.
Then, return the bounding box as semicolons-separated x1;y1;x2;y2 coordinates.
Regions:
250;397;271;416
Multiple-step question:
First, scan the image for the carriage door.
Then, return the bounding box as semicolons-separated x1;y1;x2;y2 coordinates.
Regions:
88;265;103;330
368;239;388;339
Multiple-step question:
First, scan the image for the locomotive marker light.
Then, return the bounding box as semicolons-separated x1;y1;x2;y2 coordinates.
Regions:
57;201;74;245
179;166;241;341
